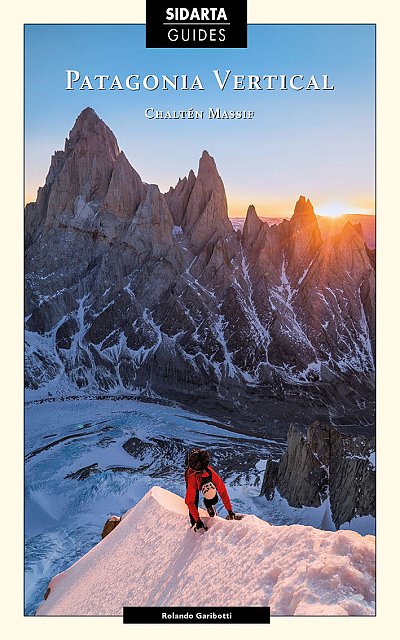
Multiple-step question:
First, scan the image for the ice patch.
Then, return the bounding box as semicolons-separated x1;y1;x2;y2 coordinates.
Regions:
172;225;183;237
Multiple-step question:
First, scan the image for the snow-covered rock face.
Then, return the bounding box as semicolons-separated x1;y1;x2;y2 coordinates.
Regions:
36;486;375;616
261;423;375;528
25;108;375;430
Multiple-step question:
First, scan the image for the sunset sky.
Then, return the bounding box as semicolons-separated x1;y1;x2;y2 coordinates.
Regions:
25;24;375;219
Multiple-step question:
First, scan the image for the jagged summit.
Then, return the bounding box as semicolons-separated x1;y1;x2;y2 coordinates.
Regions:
340;220;364;239
197;149;221;181
242;204;265;250
67;106;119;158
73;106;100;123
285;195;322;277
292;195;316;220
169;148;235;253
164;151;233;252
69;106;111;134
30;107;145;229
246;204;258;219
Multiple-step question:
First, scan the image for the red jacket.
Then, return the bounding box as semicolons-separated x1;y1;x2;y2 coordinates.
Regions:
185;465;233;522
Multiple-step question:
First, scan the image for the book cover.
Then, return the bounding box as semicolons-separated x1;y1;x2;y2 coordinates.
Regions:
24;8;376;621
5;0;395;635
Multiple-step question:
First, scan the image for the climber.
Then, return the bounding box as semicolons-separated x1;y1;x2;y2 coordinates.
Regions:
184;448;237;532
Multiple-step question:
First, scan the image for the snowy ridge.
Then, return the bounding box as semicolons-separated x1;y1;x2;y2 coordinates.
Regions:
37;486;375;616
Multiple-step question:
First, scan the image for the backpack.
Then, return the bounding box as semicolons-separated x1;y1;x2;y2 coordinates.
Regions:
186;448;210;471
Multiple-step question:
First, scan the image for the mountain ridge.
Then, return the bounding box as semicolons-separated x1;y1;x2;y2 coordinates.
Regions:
25;108;375;435
231;214;375;249
36;486;375;616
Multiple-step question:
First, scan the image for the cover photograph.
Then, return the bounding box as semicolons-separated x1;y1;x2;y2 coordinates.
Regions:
24;17;376;619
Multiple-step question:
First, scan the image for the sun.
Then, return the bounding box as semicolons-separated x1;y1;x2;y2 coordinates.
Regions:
316;201;375;219
318;210;345;219
316;202;348;219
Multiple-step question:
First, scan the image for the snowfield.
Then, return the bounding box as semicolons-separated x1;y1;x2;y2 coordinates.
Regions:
37;487;375;616
24;398;375;615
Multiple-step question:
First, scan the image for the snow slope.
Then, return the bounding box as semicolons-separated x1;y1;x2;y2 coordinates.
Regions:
25;398;374;615
37;486;375;616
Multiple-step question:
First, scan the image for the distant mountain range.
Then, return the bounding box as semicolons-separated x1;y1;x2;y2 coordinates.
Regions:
25;108;375;434
231;214;375;249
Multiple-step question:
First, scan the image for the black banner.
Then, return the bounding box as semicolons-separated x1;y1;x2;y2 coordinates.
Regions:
123;606;270;624
146;1;247;48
